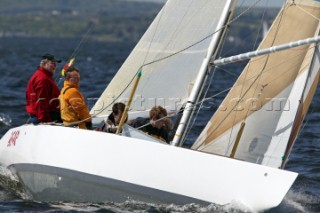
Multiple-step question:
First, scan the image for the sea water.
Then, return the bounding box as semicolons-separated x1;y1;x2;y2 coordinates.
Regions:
0;37;319;212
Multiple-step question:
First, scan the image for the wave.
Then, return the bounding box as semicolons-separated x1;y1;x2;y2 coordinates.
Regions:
0;165;30;200
48;200;252;213
277;185;320;213
0;113;12;126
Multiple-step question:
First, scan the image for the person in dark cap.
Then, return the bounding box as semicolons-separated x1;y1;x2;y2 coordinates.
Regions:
26;53;62;124
41;53;62;63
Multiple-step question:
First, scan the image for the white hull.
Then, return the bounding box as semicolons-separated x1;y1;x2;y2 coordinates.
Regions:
0;125;297;212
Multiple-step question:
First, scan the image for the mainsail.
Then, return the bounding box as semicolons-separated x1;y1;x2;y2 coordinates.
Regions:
192;0;320;169
90;0;237;121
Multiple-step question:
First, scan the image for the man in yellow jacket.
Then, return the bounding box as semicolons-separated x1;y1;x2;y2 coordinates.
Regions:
59;66;92;129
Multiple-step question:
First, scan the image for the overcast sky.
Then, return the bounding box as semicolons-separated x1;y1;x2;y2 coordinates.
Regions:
143;0;285;7
239;0;285;7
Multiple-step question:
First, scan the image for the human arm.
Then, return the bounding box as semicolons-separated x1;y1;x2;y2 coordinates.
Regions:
66;88;92;128
34;79;53;122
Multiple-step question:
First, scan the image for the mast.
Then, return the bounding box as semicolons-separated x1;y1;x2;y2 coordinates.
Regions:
191;0;320;168
171;0;237;146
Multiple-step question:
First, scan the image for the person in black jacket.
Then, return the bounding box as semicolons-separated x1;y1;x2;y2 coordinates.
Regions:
129;106;173;143
100;102;126;133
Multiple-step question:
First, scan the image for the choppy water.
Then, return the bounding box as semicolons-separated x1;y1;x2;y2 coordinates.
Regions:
0;37;319;212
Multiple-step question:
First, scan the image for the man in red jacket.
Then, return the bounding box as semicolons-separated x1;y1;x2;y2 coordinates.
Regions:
26;53;62;124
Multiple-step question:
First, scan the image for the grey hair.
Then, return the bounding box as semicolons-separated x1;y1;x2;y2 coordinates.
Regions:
40;59;50;67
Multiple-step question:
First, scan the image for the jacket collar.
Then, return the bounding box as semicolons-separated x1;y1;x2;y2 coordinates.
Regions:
38;67;53;77
64;80;79;89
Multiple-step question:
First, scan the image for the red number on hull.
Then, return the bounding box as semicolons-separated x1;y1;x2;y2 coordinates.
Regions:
7;130;20;147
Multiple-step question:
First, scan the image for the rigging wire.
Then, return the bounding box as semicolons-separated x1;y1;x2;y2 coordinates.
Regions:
242;1;286;118
71;21;95;60
54;22;96;125
121;0;320;151
93;0;279;145
72;0;274;134
293;1;320;134
299;79;320;133
120;87;231;136
223;0;273;154
142;0;265;68
220;0;264;58
120;42;317;136
181;13;227;144
192;43;318;150
182;67;218;145
91;0;318;150
120;1;320;146
120;52;309;136
208;1;320;147
181;9;236;145
121;45;314;137
55;21;95;85
263;2;320;164
91;0;264;119
90;1;168;118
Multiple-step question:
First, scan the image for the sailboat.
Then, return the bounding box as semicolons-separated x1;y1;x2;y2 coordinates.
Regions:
0;0;319;212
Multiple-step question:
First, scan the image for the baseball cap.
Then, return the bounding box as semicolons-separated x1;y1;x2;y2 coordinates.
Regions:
42;53;61;63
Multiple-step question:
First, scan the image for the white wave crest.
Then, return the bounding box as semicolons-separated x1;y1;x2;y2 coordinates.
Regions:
0;113;12;126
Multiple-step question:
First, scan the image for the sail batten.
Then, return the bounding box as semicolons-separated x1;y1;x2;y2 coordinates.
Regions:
192;0;320;168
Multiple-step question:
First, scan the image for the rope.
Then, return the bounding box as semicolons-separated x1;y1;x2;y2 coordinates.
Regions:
222;0;273;154
90;0;262;119
195;43;319;148
92;3;167;117
142;0;264;68
69;0;271;130
122;0;320;146
182;67;218;146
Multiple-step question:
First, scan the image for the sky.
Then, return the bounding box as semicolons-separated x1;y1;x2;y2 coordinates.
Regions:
239;0;285;7
142;0;284;8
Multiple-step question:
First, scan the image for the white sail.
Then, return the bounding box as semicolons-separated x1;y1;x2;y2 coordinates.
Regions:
90;0;237;120
0;1;305;211
192;0;320;168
